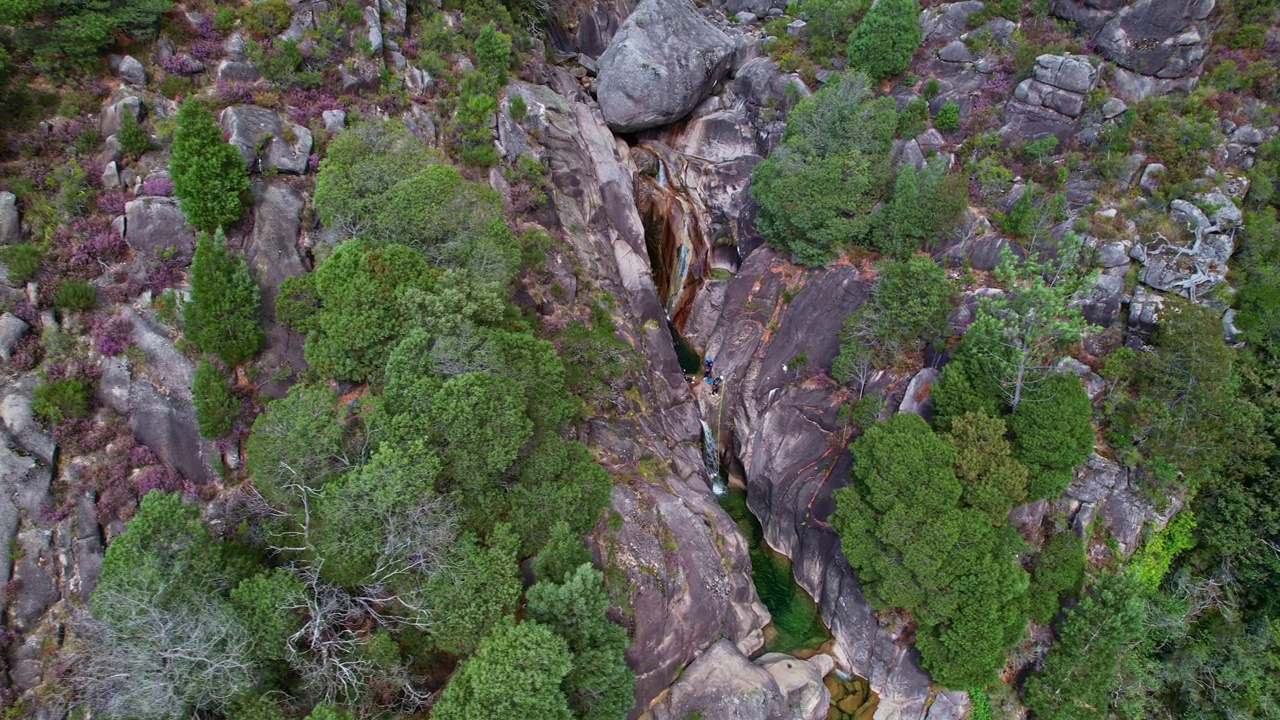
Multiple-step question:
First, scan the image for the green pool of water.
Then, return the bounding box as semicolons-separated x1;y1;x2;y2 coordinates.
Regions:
669;322;702;376
719;487;832;655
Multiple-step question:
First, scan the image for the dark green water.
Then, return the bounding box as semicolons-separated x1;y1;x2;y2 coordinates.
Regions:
719;488;832;655
669;322;702;376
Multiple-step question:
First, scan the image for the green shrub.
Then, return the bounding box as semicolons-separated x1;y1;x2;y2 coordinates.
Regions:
846;0;921;81
1024;134;1059;163
239;0;291;36
509;94;528;121
314;119;518;283
948;411;1028;524
192;358;237;438
833;255;953;378
158;74;195;100
117;111;150;161
32;378;90;424
897;97;929;138
1129;508;1196;591
832;413;1029;688
935;99;960;131
1009;374;1094;496
474;22;512;93
1026;530;1085;623
49;161;91;218
799;0;870;58
169;100;249;232
53;280;98;310
456;79;500;167
0;243;43;283
301;240;431;383
212;7;236;34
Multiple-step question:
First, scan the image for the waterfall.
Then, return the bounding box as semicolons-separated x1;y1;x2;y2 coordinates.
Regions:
701;420;726;496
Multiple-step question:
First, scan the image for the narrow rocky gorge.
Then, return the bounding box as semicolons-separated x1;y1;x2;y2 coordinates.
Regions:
2;0;1267;716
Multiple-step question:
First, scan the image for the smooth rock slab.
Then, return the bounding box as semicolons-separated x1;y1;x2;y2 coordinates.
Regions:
595;0;736;133
124;196;196;262
220;105;313;174
117;55;147;86
648;640;834;720
0;191;19;244
0;312;29;360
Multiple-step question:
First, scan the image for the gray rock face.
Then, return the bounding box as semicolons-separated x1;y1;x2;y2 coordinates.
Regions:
2;376;56;463
919;1;986;43
0;191;19;244
648;640;834;720
1139;162;1166;194
117;55;147;86
119;308;215;484
247;180;308;398
596;0;736;132
1053;0;1213;80
504;74;774;715
220;105;313;174
124;196;196;262
1002;54;1098;139
897;367;940;419
0;312;29;360
626;56;807;319
1129;285;1165;334
322;109;347;134
100;95;143;137
217;59;260;82
1063;454;1182;554
938;39;974;64
685;248;937;719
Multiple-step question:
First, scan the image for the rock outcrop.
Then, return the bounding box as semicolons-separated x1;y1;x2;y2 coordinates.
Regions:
123;196;197;262
219;105;313;174
685;248;941;719
245;180;308;398
647;639;835;720
1012;453;1183;555
503;71;773;715
1;191;21;244
1052;0;1214;99
629;56;808;324
1002;54;1099;140
595;0;736;133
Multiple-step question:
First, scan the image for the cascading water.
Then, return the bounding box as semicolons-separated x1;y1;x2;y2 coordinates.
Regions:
701;420;726;496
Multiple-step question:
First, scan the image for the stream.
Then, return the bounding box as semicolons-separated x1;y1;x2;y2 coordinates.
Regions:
640;136;879;719
717;487;831;655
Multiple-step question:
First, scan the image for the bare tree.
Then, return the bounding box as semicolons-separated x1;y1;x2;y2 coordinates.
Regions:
68;586;257;719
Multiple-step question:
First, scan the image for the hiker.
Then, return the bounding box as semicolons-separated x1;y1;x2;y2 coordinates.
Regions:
711;376;723;395
703;356;714;379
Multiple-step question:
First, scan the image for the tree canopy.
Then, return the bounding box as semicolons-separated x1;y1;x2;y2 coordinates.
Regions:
169;100;248;233
749;72;897;266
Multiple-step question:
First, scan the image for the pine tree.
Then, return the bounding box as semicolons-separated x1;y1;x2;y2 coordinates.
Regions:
192;358;236;438
169;99;248;232
1023;572;1147;720
527;564;635;720
533;521;592;583
184;229;263;365
846;0;921;81
431;620;574;720
966;242;1091;413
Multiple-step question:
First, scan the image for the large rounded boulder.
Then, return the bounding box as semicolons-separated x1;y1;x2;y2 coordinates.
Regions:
595;0;736;133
